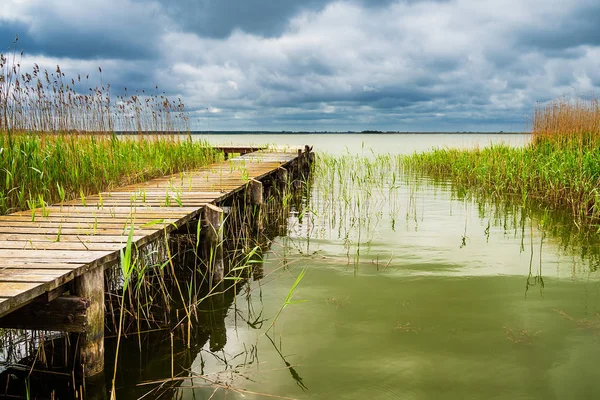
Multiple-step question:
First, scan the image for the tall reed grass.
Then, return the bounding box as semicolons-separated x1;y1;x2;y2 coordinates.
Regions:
1;39;189;134
404;96;600;224
0;134;221;215
532;97;600;148
0;41;221;214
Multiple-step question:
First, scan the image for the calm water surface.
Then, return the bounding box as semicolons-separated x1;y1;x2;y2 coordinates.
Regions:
199;132;528;155
120;134;600;400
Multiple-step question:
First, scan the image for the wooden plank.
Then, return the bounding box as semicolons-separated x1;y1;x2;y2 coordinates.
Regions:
99;191;223;196
0;296;90;333
0;215;177;224
0;241;129;251
11;211;194;220
31;206;201;213
0;282;42;297
0;262;84;269
0;227;159;236
12;207;201;217
0;249;115;261
0;234;143;243
0;221;169;229
0;269;68;283
74;202;207;208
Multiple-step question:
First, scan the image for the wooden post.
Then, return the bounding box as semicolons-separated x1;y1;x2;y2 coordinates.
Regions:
247;179;264;243
305;144;314;167
277;166;288;190
248;179;263;205
275;167;290;237
73;267;104;377
205;204;224;284
0;296;89;332
297;149;303;174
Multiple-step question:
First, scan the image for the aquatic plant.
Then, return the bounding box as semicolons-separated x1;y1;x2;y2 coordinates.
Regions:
0;133;222;215
0;39;222;215
0;38;189;134
403;141;600;224
532;96;600;149
403;96;600;225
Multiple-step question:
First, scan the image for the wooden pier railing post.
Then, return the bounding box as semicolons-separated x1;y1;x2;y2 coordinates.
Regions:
205;204;224;285
73;267;104;377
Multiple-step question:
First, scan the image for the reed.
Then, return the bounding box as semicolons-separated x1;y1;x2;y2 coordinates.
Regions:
532;96;600;148
1;39;189;134
0;41;222;215
0;133;222;215
404;96;600;225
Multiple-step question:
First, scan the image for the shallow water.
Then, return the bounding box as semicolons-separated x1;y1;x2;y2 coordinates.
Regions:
84;133;598;399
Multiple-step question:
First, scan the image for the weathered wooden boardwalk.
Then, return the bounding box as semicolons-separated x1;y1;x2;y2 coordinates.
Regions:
0;145;310;376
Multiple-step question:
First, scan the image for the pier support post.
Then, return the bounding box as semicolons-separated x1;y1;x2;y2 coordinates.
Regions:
248;178;264;230
297;149;304;176
73;267;104;377
275;167;290;237
205;204;224;284
277;167;288;191
248;179;263;205
247;179;265;246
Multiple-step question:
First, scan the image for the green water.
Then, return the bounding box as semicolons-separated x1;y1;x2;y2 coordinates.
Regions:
124;133;600;400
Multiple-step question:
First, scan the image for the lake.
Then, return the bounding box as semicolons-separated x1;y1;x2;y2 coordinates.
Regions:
110;133;600;399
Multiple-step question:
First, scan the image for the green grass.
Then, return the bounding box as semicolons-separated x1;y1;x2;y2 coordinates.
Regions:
403;139;600;224
0;133;222;215
0;42;223;215
403;96;600;225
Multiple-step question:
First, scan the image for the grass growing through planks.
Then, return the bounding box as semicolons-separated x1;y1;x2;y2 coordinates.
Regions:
403;96;600;225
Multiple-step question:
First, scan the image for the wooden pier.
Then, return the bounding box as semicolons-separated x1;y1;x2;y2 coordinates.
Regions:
0;145;312;377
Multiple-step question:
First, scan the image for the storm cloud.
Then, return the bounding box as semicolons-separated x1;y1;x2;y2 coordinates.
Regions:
1;0;599;131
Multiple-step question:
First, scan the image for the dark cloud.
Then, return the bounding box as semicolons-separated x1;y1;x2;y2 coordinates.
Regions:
5;27;157;60
154;0;405;38
1;0;169;60
516;3;600;51
157;0;328;38
0;20;28;51
1;0;600;131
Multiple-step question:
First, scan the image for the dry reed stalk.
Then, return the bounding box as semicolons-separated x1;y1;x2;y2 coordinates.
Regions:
532;96;600;148
1;39;189;135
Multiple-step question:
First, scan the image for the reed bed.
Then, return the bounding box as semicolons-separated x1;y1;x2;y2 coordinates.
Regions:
1;42;189;133
0;43;222;214
404;96;600;225
0;134;222;215
532;97;600;148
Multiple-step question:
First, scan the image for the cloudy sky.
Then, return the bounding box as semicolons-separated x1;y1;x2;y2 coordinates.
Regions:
1;0;599;131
